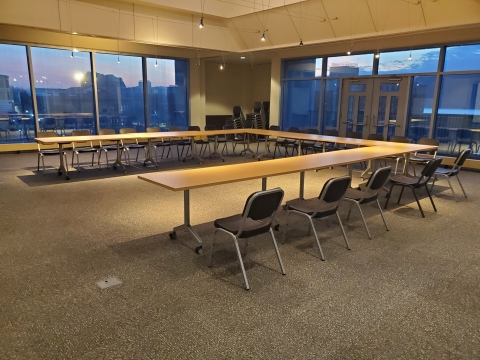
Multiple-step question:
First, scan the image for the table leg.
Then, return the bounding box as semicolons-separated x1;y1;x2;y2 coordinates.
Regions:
239;132;256;157
262;177;267;191
143;138;158;169
299;171;305;200
208;136;224;161
297;141;302;156
403;153;411;176
257;137;273;160
183;137;203;164
57;143;70;180
170;189;204;254
112;140;126;173
360;160;372;179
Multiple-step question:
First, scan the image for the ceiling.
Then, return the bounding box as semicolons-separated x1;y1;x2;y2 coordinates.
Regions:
1;0;479;63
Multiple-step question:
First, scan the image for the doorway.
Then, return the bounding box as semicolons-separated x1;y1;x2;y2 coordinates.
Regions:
338;77;408;140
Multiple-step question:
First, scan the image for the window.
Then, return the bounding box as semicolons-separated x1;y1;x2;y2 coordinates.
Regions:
378;48;440;74
283;58;322;79
436;74;480;158
0;44;34;143
322;79;340;132
327;54;373;77
444;44;480;72
96;53;145;133
31;47;95;135
406;76;436;143
146;58;188;129
281;80;320;130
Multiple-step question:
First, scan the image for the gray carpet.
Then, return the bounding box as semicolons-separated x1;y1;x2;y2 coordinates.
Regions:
0;148;479;359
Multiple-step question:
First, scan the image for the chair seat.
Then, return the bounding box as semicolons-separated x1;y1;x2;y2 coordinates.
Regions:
389;174;426;187
344;188;377;204
152;142;170;147
286;198;337;218
39;149;61;155
125;144;145;149
409;156;431;163
434;167;458;176
101;144;122;150
75;147;98;153
214;214;270;238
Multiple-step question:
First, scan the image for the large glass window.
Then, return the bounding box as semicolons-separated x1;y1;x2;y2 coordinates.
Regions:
327;54;374;77
281;80;320;130
31;47;95;135
0;44;34;143
322;79;340;132
444;44;480;72
283;58;322;79
436;74;480;158
378;48;440;74
406;76;436;143
146;58;188;129
96;53;145;133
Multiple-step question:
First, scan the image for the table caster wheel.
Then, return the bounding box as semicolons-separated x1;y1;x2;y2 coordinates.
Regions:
195;246;203;254
274;224;280;231
169;232;177;240
143;162;146;167
222;159;225;162
182;159;186;162
65;176;70;180
58;171;62;176
113;166;117;170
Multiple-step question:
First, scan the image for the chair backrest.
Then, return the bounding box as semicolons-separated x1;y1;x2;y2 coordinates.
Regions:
419;158;443;183
243;119;254;129
367;133;384;141
120;127;138;144
417;137;439;157
269;125;280;131
147;127;160;132
237;188;284;238
287;127;301;133
205;125;216;131
347;131;362;139
358;166;392;202
252;102;262;114
318;176;351;205
305;128;319;135
454;147;471;167
324;129;339;137
389;135;409;143
71;130;93;149
187;125;200;131
98;128;116;146
37;131;59;150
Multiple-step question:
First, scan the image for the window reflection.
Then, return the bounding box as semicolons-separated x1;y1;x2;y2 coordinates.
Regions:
327;54;373;76
96;53;145;133
322;79;340;131
283;58;322;78
0;44;34;143
406;76;436;143
378;48;440;75
281;80;320;130
444;44;480;72
31;47;95;135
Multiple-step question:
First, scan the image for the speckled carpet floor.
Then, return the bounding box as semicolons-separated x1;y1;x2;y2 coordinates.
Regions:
0;147;479;359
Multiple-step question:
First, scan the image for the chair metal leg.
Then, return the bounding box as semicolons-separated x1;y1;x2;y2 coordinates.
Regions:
232;236;250;290
376;199;389;231
269;228;286;275
446;176;458;202
71;151;75;168
308;217;325;260
354;201;372;239
41;155;46;175
37;153;41;171
411;186;425;218
424;184;437;212
456;175;467;198
397;186;405;204
336;211;351;249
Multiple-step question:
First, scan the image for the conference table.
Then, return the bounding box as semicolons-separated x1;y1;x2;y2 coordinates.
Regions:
137;135;438;254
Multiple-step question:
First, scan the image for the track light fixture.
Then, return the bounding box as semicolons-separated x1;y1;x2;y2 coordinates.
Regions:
199;17;204;28
71;51;74;58
375;53;380;59
261;32;266;41
117;55;120;63
299;39;303;46
347;50;351;55
155;59;158;67
220;64;224;70
408;50;412;61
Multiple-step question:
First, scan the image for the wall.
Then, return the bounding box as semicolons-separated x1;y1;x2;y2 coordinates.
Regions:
205;62;271;117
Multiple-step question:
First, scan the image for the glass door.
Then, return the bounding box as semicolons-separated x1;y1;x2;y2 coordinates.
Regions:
339;79;374;137
370;78;408;140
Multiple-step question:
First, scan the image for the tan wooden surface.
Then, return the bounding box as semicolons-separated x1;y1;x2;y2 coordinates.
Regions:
138;143;437;191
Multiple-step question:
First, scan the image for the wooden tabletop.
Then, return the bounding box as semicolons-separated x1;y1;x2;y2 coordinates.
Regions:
138;143;437;191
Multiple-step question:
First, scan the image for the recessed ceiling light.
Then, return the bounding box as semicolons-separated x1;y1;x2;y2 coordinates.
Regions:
240;56;246;59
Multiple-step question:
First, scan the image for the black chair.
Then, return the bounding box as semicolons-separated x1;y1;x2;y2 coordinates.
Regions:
435;127;452;153
273;127;301;158
119;128;147;165
41;117;57;132
205;124;228;157
187;125;211;156
384;158;443;218
344;167;392;239
208;188;286;291
98;129;126;168
284;176;352;260
430;148;471;202
257;125;280;154
36;131;68;175
313;129;340;153
70;130;101;170
223;124;246;154
452;129;476;154
168;126;190;160
300;128;319;154
367;133;384;141
62;117;77;135
409;138;439;176
147;127;171;161
343;131;363;149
